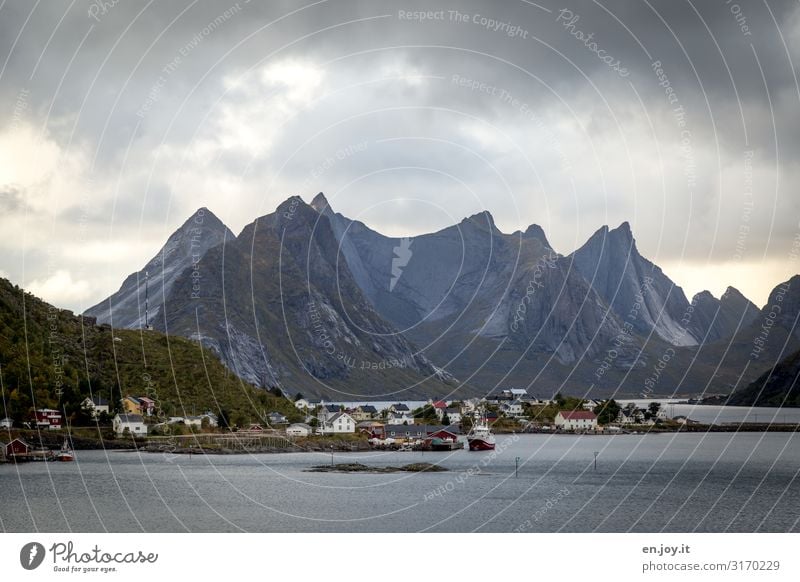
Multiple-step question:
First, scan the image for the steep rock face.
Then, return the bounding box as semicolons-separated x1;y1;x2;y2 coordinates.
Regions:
762;275;800;334
313;194;623;368
687;287;760;342
569;223;697;346
505;256;624;364
84;208;234;328
158;197;453;397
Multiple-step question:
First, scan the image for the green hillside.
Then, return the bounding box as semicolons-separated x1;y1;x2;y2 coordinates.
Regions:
728;349;800;407
0;278;302;427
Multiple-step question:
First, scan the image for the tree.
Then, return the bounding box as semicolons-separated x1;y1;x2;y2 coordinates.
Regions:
413;405;437;423
294;392;304;402
441;413;450;426
594;399;621;425
217;408;231;430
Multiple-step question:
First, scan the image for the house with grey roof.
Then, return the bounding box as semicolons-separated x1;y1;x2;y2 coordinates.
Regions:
113;414;147;437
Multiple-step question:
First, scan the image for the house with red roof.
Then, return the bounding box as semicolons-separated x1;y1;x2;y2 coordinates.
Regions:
554;410;598;432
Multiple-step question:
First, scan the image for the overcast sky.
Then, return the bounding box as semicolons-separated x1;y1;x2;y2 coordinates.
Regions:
1;0;799;311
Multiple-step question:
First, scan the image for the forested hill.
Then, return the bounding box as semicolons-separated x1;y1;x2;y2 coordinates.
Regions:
0;278;300;426
727;349;800;407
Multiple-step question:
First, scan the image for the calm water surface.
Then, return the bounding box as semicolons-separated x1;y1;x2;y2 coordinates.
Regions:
2;433;798;532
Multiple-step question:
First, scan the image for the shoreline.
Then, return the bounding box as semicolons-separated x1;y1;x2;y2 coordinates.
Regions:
4;424;799;461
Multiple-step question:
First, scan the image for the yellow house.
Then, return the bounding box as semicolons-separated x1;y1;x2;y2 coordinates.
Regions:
121;396;141;415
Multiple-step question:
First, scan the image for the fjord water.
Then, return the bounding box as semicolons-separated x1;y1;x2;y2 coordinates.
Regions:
2;433;798;533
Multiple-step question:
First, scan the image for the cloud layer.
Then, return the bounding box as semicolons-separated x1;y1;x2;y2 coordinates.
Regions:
1;0;799;310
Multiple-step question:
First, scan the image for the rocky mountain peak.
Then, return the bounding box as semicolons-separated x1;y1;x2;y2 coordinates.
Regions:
83;206;235;328
522;223;552;249
310;192;330;212
693;290;716;302
460;210;498;233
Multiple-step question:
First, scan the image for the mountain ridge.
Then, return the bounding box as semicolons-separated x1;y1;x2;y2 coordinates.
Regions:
79;194;799;399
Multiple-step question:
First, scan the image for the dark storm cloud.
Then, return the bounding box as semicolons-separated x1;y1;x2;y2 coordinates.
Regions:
1;0;799;309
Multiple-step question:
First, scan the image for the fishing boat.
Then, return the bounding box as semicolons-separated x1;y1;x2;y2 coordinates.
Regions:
467;418;496;451
54;439;75;462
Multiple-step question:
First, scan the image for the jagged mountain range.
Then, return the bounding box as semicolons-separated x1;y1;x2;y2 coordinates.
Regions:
85;194;800;399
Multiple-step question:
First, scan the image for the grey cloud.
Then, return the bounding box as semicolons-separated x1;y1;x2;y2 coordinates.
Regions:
1;0;799;310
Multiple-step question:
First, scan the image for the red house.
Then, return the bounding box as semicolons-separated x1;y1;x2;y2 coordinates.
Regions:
137;397;156;416
428;427;460;440
32;408;63;430
5;438;31;458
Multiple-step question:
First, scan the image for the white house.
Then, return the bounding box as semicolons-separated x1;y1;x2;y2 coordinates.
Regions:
267;412;289;425
82;396;110;418
582;399;600;411
200;412;219;427
500;402;524;417
0;417;12;429
443;407;462;423
501;388;528;400
386;403;414;424
387;410;414;424
430;400;448;421
554;410;598;432
183;416;204;428
317;404;341;423
113;414;148;437
294;398;312;411
286;423;312;437
321;412;355;434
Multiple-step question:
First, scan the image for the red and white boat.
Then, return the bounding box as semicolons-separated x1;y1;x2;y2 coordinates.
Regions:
467;419;496;451
54;439;74;462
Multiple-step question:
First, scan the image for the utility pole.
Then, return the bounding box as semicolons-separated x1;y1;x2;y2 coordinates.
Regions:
515;456;520;478
594;451;599;471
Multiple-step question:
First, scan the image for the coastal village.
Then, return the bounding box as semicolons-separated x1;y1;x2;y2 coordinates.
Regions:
1;387;702;462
